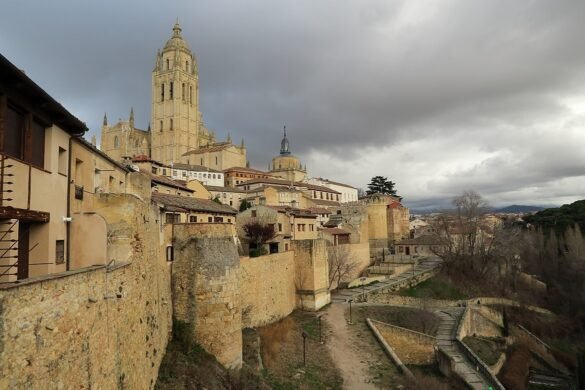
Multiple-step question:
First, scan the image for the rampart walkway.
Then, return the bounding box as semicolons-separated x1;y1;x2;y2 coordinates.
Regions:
331;257;442;302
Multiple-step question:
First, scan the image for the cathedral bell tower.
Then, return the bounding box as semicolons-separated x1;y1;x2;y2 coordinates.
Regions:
151;22;204;164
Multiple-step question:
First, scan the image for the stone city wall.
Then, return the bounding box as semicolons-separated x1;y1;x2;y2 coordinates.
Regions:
291;239;331;311
374;321;436;365
171;223;242;369
328;242;371;290
240;251;296;328
0;194;172;389
367;294;462;309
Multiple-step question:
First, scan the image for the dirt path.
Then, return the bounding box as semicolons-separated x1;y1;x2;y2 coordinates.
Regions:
324;303;379;389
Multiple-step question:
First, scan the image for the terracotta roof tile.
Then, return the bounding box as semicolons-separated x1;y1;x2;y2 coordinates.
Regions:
152;192;236;215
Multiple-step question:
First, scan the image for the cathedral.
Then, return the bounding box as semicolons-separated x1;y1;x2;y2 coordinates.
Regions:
100;22;246;170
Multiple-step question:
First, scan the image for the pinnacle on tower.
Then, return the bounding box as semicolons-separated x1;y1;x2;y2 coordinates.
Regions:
241;138;245;148
173;19;182;37
129;107;135;127
147;122;151;132
227;132;232;143
103;112;108;126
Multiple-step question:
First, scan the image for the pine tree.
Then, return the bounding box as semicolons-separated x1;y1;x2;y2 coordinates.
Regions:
366;176;398;196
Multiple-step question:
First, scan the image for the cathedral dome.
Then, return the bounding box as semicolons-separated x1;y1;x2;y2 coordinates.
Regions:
163;22;191;53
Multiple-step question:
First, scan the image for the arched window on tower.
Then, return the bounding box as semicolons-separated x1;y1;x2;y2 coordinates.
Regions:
166;59;170;70
189;85;193;105
182;83;185;100
170;119;174;131
114;136;119;149
161;83;165;101
170;82;174;99
160;120;163;132
185;61;189;71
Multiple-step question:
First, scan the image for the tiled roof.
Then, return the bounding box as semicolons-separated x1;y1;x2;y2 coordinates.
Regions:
152;192;236;215
264;205;318;218
205;185;246;193
171;163;222;173
139;169;193;192
319;227;351;235
223;166;270;175
308;178;357;189
308;207;332;215
311;199;340;207
236;177;340;194
132;155;166;166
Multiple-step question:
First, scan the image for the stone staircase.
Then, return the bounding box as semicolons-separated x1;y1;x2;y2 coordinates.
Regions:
435;309;493;389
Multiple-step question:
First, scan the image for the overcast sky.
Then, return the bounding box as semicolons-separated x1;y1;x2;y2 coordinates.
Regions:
2;0;585;209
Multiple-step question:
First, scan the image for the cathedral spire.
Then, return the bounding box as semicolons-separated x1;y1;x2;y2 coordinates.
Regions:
103;112;108;126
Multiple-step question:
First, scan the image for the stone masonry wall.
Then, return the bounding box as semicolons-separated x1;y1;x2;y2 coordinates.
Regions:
367;294;462;308
375;321;436;365
240;251;296;328
0;194;172;389
172;223;242;369
291;239;331;311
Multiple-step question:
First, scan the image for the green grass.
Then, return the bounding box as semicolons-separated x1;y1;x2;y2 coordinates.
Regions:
400;277;468;300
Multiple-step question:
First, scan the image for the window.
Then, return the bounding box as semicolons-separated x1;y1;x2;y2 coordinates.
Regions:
200;158;203;165
186;61;189;71
309;224;314;231
251;210;257;218
170;82;174;99
161;83;165;101
214;216;224;223
208;216;212;222
166;59;170;70
3;104;24;159
190;86;193;104
114;136;119;149
182;83;185;100
278;223;282;232
162;168;167;175
58;147;67;175
31;120;46;168
215;156;218;165
285;243;289;251
159;120;163;132
227;218;231;223
55;240;65;264
182;171;187;177
189;216;197;223
165;213;180;224
170;119;173;131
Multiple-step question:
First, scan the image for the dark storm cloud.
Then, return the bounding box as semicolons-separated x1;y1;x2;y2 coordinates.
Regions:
1;0;585;207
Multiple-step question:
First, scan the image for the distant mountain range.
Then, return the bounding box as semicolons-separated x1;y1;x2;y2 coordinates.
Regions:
492;205;546;213
410;204;548;215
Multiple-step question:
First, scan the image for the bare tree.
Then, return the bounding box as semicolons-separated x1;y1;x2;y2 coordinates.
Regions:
243;220;275;257
327;245;359;290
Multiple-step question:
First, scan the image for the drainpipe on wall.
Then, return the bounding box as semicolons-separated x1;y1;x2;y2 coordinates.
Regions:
65;136;73;271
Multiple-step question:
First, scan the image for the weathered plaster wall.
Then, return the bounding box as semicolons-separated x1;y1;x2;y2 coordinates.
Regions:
171;223;242;369
0;194;171;389
240;251;296;328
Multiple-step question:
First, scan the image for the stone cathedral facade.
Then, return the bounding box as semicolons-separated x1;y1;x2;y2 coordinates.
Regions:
101;22;246;169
